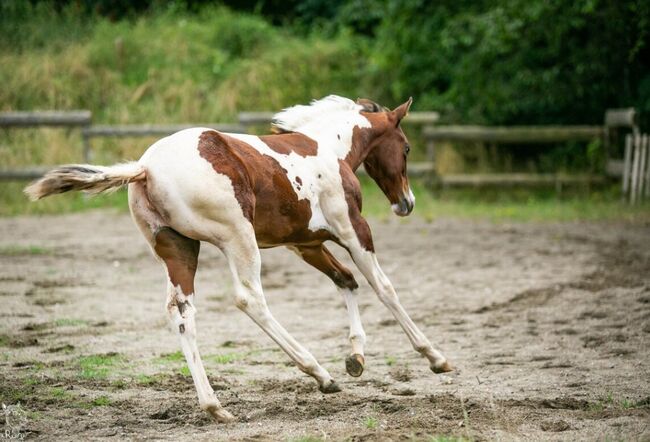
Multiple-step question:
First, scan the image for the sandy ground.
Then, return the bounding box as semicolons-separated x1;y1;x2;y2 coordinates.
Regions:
0;210;649;441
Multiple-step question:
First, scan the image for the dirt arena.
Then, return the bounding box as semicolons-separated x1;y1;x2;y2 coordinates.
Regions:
1;211;649;441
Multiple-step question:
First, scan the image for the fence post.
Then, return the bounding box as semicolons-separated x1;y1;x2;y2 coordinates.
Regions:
622;134;632;199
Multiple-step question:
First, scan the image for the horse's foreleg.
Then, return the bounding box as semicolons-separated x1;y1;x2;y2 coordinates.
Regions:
222;236;340;393
292;245;366;377
342;218;453;374
155;228;235;423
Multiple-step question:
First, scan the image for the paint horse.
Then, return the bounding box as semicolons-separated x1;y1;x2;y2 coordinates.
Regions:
25;96;452;422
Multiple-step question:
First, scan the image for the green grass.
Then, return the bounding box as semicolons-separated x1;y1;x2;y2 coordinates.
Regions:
588;393;650;412
385;355;397;367
54;318;88;327
157;350;185;363
91;395;111;406
78;353;122;379
288;437;324;442
0;244;51;256
364;416;378;429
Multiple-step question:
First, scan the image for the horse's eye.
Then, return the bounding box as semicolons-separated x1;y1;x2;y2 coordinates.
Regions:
404;144;411;155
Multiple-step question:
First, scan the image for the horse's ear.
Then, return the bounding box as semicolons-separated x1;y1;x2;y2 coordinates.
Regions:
392;97;413;125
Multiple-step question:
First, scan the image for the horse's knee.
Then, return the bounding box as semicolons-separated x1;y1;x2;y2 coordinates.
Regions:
331;268;359;290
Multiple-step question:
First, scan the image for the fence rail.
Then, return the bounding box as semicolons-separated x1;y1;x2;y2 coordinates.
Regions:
423;125;603;143
0;111;91;127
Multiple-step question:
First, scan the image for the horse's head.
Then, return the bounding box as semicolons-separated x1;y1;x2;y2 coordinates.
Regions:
359;98;415;217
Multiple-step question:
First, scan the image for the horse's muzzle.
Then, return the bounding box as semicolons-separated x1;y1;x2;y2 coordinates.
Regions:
391;189;415;217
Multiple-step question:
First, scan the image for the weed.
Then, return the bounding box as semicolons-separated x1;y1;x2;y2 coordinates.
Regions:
0;245;50;256
385;355;396;366
364;416;378;429
54;318;88;327
179;366;191;377
157;351;184;363
49;387;68;399
208;352;245;364
78;353;121;379
91;395;111;406
288;437;324;442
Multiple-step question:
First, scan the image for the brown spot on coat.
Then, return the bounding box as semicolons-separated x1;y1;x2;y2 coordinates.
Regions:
154;227;200;295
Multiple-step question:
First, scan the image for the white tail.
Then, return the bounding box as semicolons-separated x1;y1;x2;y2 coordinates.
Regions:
24;162;146;201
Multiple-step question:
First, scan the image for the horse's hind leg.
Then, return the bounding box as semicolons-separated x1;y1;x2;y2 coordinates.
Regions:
219;232;340;393
128;184;234;422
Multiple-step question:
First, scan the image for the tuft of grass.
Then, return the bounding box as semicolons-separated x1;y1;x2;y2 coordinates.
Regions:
288;437;324;442
49;387;69;399
135;374;158;386
78;353;122;379
208;352;246;364
157;350;185;363
429;437;471;442
364;416;378;429
588;392;649;412
54;318;88;327
22;377;41;386
91;395;111;406
385;355;396;367
0;244;51;256
179;366;191;377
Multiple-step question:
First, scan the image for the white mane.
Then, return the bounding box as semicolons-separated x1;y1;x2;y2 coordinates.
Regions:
272;95;363;132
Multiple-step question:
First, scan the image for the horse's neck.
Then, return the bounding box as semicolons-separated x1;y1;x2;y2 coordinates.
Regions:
295;112;377;171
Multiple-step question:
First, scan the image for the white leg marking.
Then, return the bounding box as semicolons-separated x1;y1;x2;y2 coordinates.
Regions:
166;283;235;422
340;288;366;356
348;248;449;371
223;238;339;392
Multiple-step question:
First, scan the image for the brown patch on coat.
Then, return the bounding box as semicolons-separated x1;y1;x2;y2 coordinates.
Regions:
339;160;375;252
154;227;200;295
197;131;256;222
197;130;330;247
260;133;318;157
296;244;359;290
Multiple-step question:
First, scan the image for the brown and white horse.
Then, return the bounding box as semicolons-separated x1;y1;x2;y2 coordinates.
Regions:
25;95;452;422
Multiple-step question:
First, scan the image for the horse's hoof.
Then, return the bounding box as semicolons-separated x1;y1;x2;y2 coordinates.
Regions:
206;405;236;423
319;380;342;394
345;353;365;377
431;360;454;374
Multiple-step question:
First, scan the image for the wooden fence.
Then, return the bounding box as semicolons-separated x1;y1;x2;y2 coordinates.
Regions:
421;108;639;193
1;108;642;199
0;110;439;181
624;133;650;203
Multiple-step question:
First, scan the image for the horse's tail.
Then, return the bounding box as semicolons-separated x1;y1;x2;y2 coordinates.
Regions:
24;162;146;201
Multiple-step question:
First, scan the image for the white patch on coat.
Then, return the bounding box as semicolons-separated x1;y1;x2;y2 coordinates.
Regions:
137;128;255;244
273;95;372;160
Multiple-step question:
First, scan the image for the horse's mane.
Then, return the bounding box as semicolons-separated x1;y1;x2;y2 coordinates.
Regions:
272;95;385;133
